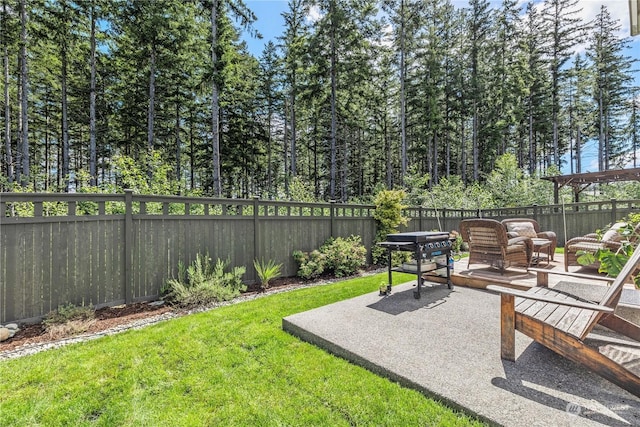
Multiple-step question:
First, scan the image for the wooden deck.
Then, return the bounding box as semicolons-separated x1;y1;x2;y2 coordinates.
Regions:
432;253;640;324
444;253;607;289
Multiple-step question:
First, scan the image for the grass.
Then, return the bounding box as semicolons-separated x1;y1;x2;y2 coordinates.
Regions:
0;272;486;427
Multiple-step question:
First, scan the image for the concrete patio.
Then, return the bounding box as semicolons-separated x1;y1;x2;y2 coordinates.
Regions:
283;256;640;426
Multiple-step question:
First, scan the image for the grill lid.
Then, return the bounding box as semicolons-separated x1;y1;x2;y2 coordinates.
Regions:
385;231;450;243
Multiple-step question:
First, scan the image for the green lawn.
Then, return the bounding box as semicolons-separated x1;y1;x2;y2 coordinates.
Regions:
0;272;486;426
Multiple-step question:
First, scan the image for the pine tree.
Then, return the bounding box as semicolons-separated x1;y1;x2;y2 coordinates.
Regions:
586;5;636;170
280;0;309;195
541;0;587;170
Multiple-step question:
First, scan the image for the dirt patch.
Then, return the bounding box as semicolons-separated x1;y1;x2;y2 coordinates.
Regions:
0;302;174;352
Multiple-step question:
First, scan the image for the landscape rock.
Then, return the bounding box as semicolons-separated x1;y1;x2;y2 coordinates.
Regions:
0;328;10;342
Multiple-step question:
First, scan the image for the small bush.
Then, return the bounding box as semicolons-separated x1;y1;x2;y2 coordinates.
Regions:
293;235;367;279
162;253;247;306
293;249;326;279
322;236;367;277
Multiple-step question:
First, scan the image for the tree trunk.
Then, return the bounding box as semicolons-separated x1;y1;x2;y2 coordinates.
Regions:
19;0;29;187
62;33;70;191
2;0;13;184
211;0;221;196
147;44;156;152
175;100;181;191
89;1;97;186
290;79;296;177
329;0;337;200
399;0;407;185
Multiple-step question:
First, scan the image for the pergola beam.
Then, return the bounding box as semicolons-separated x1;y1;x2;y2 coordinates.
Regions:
543;168;640;204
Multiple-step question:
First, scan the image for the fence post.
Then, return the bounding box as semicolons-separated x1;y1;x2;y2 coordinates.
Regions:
419;206;424;230
533;204;538;222
330;200;335;237
611;199;617;224
124;189;133;304
442;208;447;232
253;196;260;268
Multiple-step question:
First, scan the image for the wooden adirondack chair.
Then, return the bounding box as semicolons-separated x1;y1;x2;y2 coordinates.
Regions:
487;247;640;398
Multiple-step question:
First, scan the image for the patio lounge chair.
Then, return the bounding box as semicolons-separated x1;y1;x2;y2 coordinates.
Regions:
487;246;640;398
564;222;640;271
459;218;532;273
502;218;557;261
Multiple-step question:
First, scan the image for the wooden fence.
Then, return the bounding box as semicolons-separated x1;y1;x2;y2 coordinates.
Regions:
1;191;639;324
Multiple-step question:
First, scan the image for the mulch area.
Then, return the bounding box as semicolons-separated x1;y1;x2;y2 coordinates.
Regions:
0;274;329;353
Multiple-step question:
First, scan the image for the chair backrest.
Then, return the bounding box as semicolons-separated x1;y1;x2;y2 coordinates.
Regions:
460;219;509;247
502;218;540;234
600;246;640;308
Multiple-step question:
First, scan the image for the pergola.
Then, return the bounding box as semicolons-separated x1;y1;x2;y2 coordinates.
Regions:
542;168;640;203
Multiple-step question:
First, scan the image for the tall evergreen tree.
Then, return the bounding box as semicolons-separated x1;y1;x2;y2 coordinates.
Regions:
18;0;29;187
519;2;552;175
280;0;308;193
541;0;587;169
1;0;17;185
587;5;636;170
205;0;256;196
466;0;492;181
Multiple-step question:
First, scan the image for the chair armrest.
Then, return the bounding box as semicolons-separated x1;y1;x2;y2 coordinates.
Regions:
536;231;556;240
566;236;622;249
508;236;531;246
527;267;616;283
486;285;614;312
566;236;600;245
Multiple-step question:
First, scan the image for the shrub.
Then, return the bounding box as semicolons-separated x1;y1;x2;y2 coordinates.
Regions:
253;258;283;290
322;236;367;277
293;235;367;279
371;189;410;265
293;249;326;280
162;253;246;306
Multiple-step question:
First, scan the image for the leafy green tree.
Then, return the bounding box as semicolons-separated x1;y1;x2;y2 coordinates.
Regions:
485;153;529;207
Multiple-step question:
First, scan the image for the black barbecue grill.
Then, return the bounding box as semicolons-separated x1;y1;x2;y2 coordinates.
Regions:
378;231;453;299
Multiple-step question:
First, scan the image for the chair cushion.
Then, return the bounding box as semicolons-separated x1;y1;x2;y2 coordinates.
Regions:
601;222;626;242
505;221;537;238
